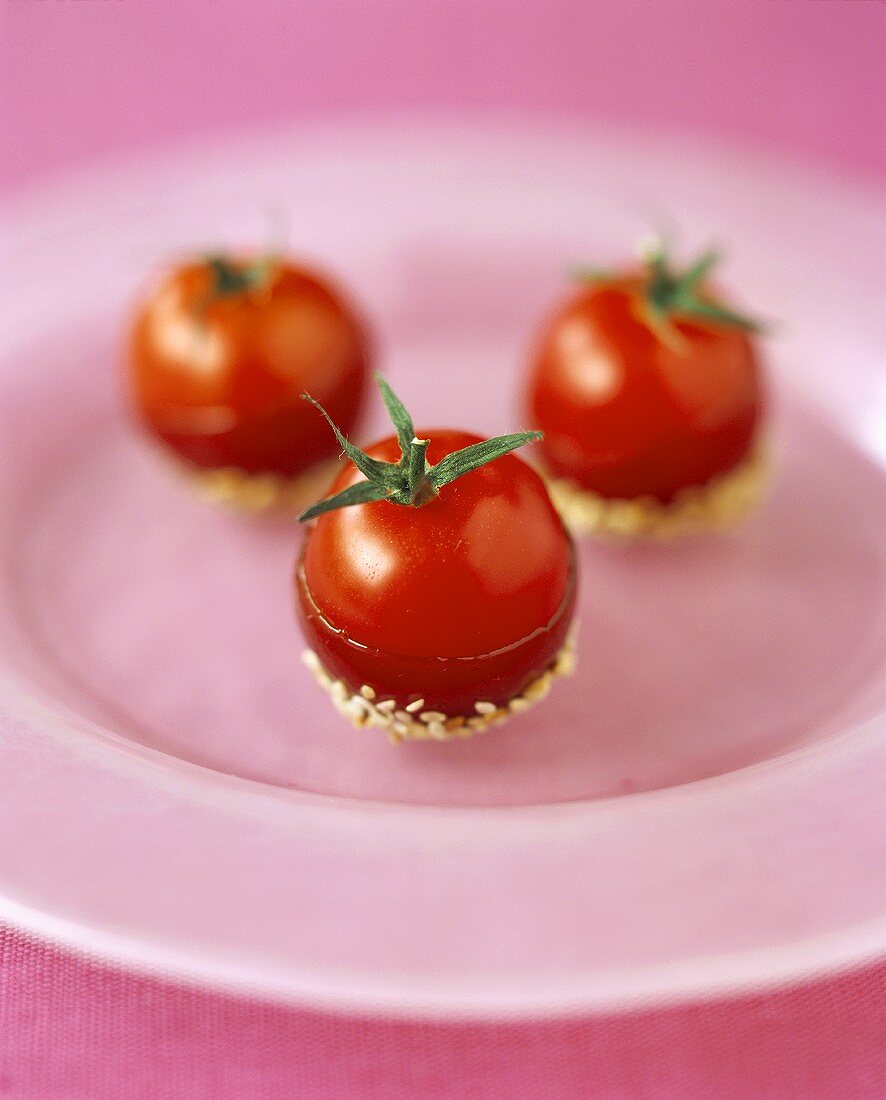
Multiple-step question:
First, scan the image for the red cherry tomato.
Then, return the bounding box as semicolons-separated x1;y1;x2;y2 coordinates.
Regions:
297;431;576;717
525;275;764;503
129;257;369;476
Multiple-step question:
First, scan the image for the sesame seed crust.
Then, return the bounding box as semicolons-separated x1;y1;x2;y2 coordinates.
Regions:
546;444;768;540
185;458;342;513
301;626;578;744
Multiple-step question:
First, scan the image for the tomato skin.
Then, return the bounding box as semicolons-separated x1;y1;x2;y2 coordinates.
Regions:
525;279;763;502
129;259;369;476
296;432;577;715
297;560;576;715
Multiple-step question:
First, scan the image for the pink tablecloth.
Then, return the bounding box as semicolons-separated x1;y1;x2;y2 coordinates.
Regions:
2;2;885;1096
1;930;884;1099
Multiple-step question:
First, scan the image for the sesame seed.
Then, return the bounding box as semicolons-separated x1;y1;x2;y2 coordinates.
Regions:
359;684;376;700
555;650;576;677
523;675;551;702
404;698;425;713
420;711;447;724
474;701;497;715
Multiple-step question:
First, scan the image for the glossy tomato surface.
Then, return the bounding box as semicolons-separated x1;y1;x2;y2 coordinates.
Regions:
526;278;764;502
130;258;369;475
297;432;576;714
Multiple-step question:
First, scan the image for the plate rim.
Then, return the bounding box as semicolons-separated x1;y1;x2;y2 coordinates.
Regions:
1;667;884;1018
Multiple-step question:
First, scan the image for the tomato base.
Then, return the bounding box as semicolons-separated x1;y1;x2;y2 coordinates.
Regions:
546;443;768;539
301;626;577;744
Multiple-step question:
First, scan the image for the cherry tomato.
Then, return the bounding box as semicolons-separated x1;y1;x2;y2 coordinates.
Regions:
129;256;369;477
525;258;764;504
296;430;576;720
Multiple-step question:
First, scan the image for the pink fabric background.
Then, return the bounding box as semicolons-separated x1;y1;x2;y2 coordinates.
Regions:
2;931;885;1100
1;2;884;1097
2;0;884;190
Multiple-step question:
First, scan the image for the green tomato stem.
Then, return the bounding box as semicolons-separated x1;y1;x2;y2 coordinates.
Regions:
406;438;435;505
298;376;543;522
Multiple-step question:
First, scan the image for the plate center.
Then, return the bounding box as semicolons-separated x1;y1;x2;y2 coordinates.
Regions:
2;324;885;806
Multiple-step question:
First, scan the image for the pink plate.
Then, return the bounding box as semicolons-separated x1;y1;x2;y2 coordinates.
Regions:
0;120;884;1017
